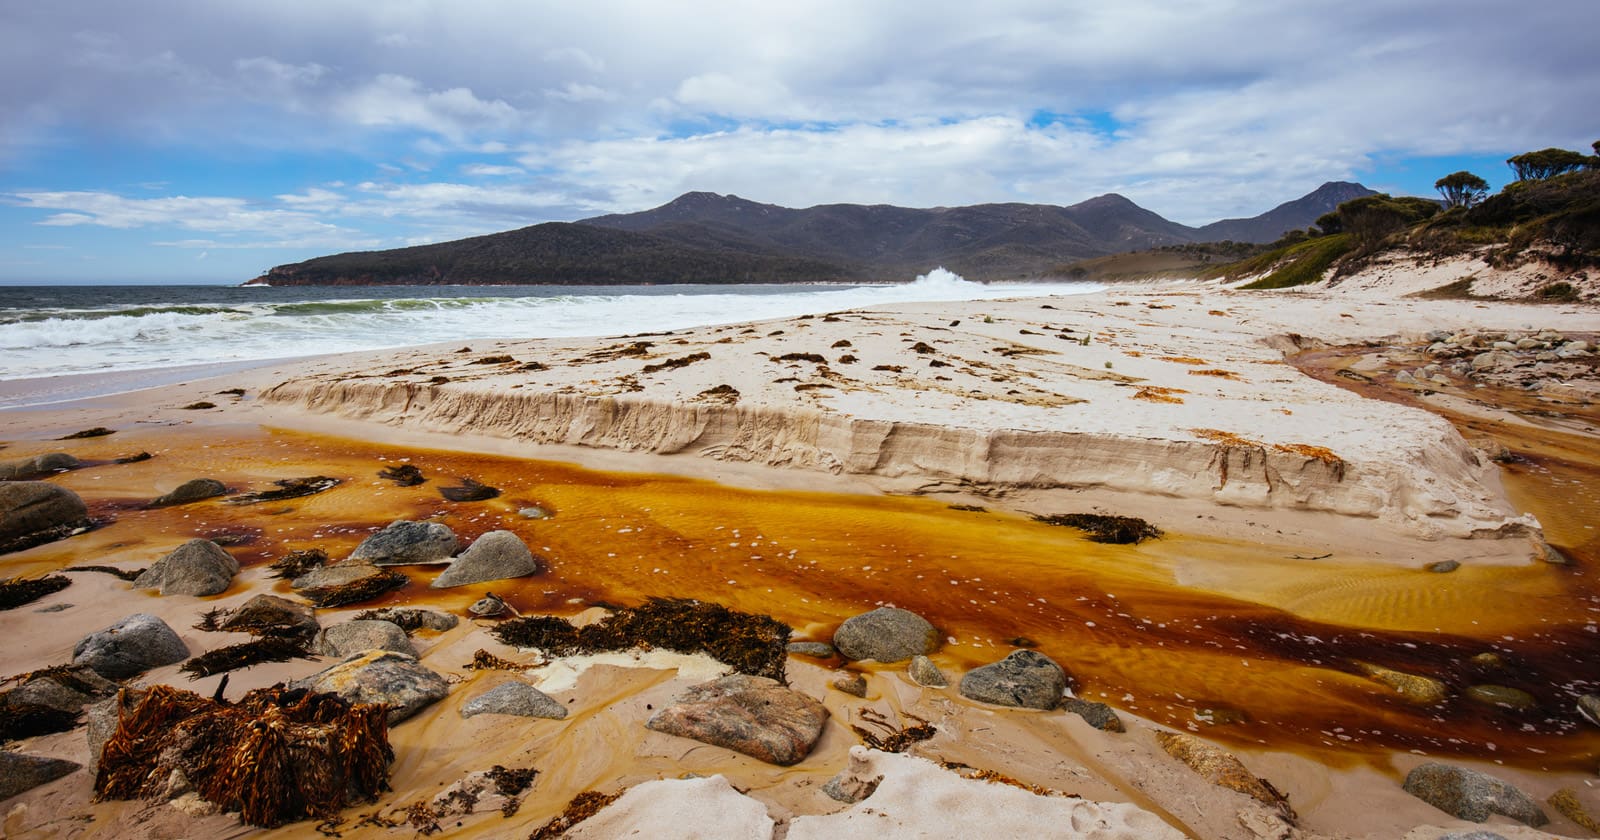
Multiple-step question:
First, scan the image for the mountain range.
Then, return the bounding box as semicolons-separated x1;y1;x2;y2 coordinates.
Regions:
249;181;1376;286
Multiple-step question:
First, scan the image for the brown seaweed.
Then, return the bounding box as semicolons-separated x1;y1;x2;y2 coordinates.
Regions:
377;464;426;486
299;569;409;608
463;649;539;671
227;476;341;505
0;574;72;610
180;637;317;679
96;684;393;828
439;478;499;502
64;564;146;582
1032;513;1162;544
849;707;936;753
490;597;791;682
528;790;622;840
59;426;114;439
268;548;329;580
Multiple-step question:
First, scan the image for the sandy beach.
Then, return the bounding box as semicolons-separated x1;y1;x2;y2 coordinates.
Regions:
3;277;1599;839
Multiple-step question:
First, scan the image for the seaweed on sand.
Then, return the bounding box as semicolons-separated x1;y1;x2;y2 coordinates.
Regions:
64;564;145;582
268;548;329;580
0;574;71;610
439;478;499;502
96;684;393;828
849;707;936;753
0;703;82;742
180;637;317;679
377;464;426;486
299;569;409;608
490;597;792;682
1032;513;1162;544
528;790;622;840
227;476;341;505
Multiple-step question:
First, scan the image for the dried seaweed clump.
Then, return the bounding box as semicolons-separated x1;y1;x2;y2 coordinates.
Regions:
59;426;114;439
377;464;426;486
227;476;341;505
464;649;537;671
1033;513;1162;545
528;790;622;840
64;564;145;582
299;569;409;608
850;708;935;753
491;598;792;682
96;684;393;828
439;478;499;502
268;548;329;580
180;637;316;680
1;574;72;610
0;702;82;742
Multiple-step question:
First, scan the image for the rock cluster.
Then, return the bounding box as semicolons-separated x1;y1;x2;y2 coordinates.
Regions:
1404;328;1593;390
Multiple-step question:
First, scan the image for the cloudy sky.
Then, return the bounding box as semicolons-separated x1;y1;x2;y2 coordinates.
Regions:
2;1;1595;283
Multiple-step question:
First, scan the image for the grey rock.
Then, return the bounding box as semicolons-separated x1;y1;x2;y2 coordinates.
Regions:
430;530;541;588
220;594;319;637
149;478;228;507
291;561;390;590
832;607;939;663
1437;833;1510;840
1;664;115;713
1426;560;1460;573
1491;340;1518;351
1557;340;1591;359
1394;370;1417;384
518;505;553;519
1060;696;1124;732
1577;693;1600;727
0;452;82;480
1464;684;1537;711
1402;762;1548;827
908;655;947;687
0;481;90;554
1471;351;1517;371
359;606;459;632
133;539;238;596
291;650;449;723
0;751;80;802
959;650;1068;710
786;641;835;658
349;519;459;565
832;673;867;697
647;674;828;766
313;619;415;658
461;681;568;719
1515;337;1541;350
72;613;189;679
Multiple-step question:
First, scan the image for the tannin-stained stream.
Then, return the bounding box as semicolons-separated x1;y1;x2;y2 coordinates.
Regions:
12;378;1600;771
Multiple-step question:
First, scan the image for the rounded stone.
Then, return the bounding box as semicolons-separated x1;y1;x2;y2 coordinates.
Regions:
1464;684;1537;711
908;655;948;687
958;650;1069;710
431;530;542;588
832;607;939;663
461;681;568;720
72;613;189;679
149;478;228;507
349;519;460;565
132;539;239;596
0;481;90;553
312;619;416;658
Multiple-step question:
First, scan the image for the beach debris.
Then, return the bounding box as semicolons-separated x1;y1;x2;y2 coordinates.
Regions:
469;592;512;617
1;574;72;611
294;565;409;608
695;383;740;404
1425;560;1461;573
642;351;709;374
1353;661;1449;705
267;547;328;579
197;593;320;638
439;477;500;502
1401;762;1547;827
491;598;792;681
1549;788;1600;833
0;452;83;480
0;481;91;554
349;519;460;565
472;354;515;364
355;607;459;633
529;790;623;840
226;475;341;504
312;619;416;658
59;426;114;439
180;401;216;410
1060;696;1124;732
0;751;80;801
132;538;239;597
95;683;394;828
398;764;540;832
908;655;948;687
216;387;246;396
850;707;935;753
114;451;153;464
958;650;1069;710
832;606;939;664
1031;512;1162;544
461;681;567;720
646;674;828;765
148;477;228;507
431;530;543;589
0;703;82;743
832;673;868;697
72;613;189;679
377;463;426;486
179;636;316;679
786;641;835;658
464;649;537;671
1464;684;1537;711
1157;731;1297;822
290;649;450;724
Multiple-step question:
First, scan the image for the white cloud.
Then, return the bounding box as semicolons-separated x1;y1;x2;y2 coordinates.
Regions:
461;163;525;177
544;82;618;104
336;74;519;139
13;190;356;238
674;73;795;117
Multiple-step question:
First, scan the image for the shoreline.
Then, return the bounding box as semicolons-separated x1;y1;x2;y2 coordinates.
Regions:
4;281;1599;838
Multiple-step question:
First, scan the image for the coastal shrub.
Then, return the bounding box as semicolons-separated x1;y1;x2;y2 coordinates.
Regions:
1537;281;1578;301
1237;234;1355;289
491;597;792;681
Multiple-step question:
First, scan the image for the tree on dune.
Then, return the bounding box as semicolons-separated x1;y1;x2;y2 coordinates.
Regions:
1434;171;1489;209
1506;147;1589;181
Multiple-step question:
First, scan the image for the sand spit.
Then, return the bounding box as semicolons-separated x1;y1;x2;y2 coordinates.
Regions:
257;286;1593;549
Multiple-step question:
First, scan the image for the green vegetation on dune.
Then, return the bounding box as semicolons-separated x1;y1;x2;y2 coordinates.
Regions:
1226;234;1354;289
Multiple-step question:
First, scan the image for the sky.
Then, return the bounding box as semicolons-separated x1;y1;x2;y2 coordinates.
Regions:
1;1;1596;284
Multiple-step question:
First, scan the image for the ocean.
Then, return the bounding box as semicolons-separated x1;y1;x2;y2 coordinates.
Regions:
0;269;1099;396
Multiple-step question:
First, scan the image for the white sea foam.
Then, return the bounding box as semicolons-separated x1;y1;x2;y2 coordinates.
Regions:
0;270;1098;380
